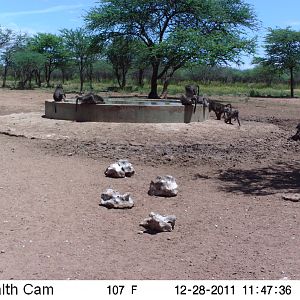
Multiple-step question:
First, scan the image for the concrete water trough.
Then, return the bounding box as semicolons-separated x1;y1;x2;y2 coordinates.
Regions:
44;97;209;123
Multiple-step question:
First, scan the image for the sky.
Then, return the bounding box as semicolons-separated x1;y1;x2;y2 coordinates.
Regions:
1;0;300;68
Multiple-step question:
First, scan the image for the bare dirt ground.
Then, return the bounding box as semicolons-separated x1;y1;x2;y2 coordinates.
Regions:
0;89;299;280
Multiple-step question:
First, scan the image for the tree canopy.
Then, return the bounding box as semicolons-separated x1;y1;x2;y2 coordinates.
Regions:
60;28;101;92
86;0;257;98
256;27;300;97
29;33;66;87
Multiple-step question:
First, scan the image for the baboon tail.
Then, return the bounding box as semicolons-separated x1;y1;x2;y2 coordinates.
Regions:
76;97;78;112
193;100;197;113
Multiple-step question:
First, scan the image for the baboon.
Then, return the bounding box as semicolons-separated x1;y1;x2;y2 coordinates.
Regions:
208;100;229;120
53;84;66;113
75;92;105;111
185;85;199;99
290;123;300;141
196;96;209;106
53;84;66;102
224;105;241;126
180;84;200;113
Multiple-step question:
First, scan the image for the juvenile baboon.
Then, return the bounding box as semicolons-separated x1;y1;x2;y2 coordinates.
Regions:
290;123;300;141
75;92;105;111
53;84;66;102
224;105;241;126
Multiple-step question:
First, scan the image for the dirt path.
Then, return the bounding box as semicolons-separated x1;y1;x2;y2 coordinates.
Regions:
0;89;299;279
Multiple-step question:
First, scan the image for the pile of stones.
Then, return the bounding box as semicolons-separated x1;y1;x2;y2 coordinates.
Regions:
101;159;178;233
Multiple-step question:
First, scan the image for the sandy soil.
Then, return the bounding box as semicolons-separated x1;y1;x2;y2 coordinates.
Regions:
0;88;299;280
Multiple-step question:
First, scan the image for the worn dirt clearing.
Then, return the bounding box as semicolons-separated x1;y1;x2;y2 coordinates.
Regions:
0;89;299;280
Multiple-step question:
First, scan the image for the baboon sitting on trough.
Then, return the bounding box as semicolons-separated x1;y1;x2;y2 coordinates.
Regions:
180;84;200;113
53;84;66;113
290;123;300;141
75;92;105;111
53;84;66;102
223;104;241;126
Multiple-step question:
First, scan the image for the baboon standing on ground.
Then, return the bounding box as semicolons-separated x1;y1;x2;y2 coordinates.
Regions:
75;92;105;111
208;100;229;120
224;104;241;126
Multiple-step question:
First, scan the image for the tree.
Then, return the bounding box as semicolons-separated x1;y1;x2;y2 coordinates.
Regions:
1;32;28;87
256;28;300;98
0;26;12;48
12;50;46;89
106;36;136;88
60;28;101;92
30;33;65;87
86;0;257;98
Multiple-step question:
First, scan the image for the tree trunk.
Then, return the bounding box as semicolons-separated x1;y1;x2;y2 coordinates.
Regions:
290;67;294;98
80;73;84;93
121;68;126;88
114;66;122;88
79;59;84;93
160;77;171;99
35;70;42;87
88;63;93;90
148;63;160;99
2;65;8;88
45;64;51;87
61;69;65;84
137;68;144;87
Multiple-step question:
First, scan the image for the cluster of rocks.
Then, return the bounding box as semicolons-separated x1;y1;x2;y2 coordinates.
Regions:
101;159;177;233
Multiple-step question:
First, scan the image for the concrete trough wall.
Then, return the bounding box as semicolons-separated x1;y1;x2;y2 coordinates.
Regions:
45;100;209;123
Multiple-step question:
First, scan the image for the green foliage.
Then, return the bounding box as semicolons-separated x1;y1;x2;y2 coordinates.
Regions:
85;0;258;98
263;28;300;70
255;27;300;97
11;50;46;89
106;36;137;88
60;28;103;92
29;33;66;86
0;26;13;48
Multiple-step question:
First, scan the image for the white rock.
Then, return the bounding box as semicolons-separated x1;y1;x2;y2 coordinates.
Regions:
282;194;300;202
140;212;176;233
117;159;135;177
100;188;134;209
148;175;178;197
104;160;135;178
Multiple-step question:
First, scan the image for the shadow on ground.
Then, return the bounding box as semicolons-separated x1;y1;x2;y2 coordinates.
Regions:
218;161;300;196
